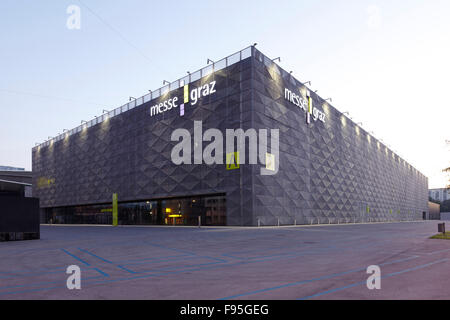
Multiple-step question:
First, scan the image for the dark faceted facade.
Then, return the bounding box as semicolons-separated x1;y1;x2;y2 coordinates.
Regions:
32;47;428;226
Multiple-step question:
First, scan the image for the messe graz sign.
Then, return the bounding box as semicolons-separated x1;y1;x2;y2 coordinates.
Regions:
284;88;326;124
150;81;217;117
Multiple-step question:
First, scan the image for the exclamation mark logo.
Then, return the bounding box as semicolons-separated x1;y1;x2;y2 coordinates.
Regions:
306;90;312;124
181;84;189;116
184;85;189;104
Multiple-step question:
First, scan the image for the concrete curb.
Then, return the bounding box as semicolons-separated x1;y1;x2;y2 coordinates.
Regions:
40;220;428;230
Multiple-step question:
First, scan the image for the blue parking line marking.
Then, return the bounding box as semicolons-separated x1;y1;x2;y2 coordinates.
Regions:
116;265;138;274
78;248;113;264
93;267;109;277
61;249;90;266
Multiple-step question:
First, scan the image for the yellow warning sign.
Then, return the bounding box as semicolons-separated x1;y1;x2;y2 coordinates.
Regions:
266;153;275;172
226;152;240;170
184;85;189;104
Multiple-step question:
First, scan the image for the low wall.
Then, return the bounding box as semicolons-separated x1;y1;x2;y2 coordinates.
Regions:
0;195;40;241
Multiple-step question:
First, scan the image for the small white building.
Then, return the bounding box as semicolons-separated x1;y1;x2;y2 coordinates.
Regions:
440;212;450;221
429;188;450;202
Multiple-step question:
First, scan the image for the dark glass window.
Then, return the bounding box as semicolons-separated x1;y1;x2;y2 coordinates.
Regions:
45;204;112;225
118;201;158;225
44;194;226;226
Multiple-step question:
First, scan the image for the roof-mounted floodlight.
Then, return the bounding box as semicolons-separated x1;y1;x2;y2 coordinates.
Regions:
163;80;170;85
325;98;332;102
129;97;136;101
207;59;214;64
304;81;311;86
272;57;281;63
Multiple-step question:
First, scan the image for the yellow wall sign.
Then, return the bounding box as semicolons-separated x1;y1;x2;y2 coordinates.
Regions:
226;152;240;170
184;85;189;104
37;177;55;189
266;153;275;172
112;193;118;226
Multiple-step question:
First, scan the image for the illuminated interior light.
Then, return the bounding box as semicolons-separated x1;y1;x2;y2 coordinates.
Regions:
165;208;172;213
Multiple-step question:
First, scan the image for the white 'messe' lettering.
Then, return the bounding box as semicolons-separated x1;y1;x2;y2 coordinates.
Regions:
150;96;179;117
285;88;307;112
150;81;216;117
284;88;326;123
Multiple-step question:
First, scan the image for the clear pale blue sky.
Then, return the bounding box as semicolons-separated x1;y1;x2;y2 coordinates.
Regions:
0;0;449;188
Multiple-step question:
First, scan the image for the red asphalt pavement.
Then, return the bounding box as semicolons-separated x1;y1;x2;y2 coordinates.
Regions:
0;221;449;300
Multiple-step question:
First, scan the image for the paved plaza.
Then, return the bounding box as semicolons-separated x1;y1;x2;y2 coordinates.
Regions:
0;222;449;299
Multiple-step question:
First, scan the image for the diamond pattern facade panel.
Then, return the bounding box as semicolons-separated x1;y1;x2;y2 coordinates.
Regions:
251;49;428;225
